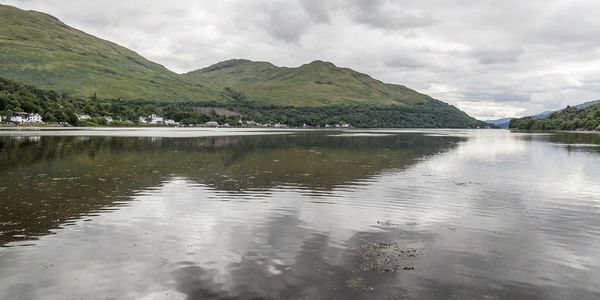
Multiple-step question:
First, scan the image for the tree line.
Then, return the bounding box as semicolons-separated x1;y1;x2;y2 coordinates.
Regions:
1;76;487;128
509;104;600;131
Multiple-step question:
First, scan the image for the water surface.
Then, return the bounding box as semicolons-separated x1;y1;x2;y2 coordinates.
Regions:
0;129;599;299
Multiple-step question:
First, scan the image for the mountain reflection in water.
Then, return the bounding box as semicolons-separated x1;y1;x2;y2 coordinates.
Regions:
0;132;461;246
0;129;599;300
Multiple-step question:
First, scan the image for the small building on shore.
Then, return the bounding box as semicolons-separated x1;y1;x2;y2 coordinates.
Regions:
164;119;179;126
149;114;164;124
77;114;91;120
11;112;43;123
139;114;166;124
205;121;219;127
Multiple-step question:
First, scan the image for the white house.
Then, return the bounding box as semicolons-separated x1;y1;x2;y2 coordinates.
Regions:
138;116;148;124
341;124;352;128
164;119;179;126
205;121;219;127
102;116;113;122
11;112;43;123
149;114;164;124
77;114;91;120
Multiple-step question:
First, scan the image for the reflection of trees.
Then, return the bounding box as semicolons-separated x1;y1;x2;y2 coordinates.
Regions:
546;132;600;153
0;133;462;245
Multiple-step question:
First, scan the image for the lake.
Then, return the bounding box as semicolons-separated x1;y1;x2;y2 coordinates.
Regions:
1;128;599;299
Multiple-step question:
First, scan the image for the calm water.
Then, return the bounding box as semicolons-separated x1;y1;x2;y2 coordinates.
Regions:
0;128;599;299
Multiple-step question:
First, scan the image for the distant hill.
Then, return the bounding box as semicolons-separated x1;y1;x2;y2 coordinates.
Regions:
484;117;513;129
0;4;487;128
185;59;435;107
0;4;221;102
510;102;600;131
574;99;600;109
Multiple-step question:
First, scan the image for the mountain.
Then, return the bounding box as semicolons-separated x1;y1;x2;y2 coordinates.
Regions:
484;117;513;129
574;99;600;109
486;113;548;128
0;4;487;128
185;59;489;127
185;59;434;107
509;102;600;131
0;4;221;102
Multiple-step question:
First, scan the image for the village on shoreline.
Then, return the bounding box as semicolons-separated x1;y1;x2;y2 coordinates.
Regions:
0;111;353;129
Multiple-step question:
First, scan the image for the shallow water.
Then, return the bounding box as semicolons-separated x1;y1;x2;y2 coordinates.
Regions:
0;129;599;299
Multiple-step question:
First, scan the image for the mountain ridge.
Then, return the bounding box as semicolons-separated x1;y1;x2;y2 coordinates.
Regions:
185;58;435;107
0;4;222;102
0;4;488;128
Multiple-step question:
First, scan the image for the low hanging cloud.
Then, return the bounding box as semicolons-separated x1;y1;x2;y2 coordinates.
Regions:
3;0;600;119
344;0;435;30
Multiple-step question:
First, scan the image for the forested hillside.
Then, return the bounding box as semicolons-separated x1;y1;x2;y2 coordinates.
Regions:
509;103;600;130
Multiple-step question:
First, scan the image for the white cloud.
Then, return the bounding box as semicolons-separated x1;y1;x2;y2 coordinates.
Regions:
4;0;600;119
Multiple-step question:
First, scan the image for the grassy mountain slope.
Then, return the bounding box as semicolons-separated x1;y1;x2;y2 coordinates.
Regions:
510;103;600;131
0;4;220;102
185;59;434;107
0;4;488;127
187;59;489;127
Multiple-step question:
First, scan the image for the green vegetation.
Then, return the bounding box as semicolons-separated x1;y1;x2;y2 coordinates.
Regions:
0;4;489;128
1;76;487;128
223;88;487;128
185;59;436;107
0;76;240;126
0;4;221;102
509;103;600;131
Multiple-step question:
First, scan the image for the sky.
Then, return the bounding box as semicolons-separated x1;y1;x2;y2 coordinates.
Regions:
4;0;600;119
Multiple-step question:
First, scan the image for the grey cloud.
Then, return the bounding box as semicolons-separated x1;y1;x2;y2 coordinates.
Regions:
236;0;313;43
463;90;531;104
383;54;432;70
471;47;524;65
264;9;310;42
344;0;435;30
298;0;333;23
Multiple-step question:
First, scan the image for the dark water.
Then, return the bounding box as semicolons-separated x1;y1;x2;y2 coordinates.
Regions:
0;129;599;299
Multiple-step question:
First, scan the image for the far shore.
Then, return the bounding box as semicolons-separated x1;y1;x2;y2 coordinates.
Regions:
2;123;599;133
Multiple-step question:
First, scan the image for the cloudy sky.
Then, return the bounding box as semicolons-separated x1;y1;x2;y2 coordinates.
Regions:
5;0;600;119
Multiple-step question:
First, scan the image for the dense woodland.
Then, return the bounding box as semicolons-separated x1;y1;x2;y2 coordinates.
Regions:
0;77;488;128
509;104;600;131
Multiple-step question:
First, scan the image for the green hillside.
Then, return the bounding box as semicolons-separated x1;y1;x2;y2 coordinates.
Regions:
185;59;434;107
510;103;600;131
186;59;488;127
0;4;220;102
0;4;488;128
